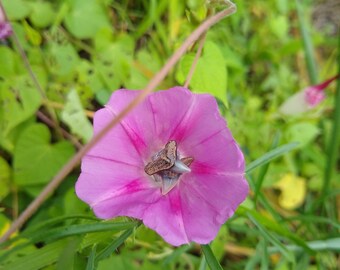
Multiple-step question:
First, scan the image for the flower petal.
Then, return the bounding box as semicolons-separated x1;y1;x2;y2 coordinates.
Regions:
178;172;248;243
76;156;147;205
142;188;190;246
76;156;161;219
105;90;157;160
149;87;196;144
89;108;144;167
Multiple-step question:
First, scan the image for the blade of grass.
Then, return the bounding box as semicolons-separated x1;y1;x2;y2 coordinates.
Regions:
247;213;295;262
295;0;318;84
0;221;138;262
246;142;299;174
320;34;340;203
254;133;280;203
201;244;223;270
163;244;192;265
268;237;340;253
95;227;136;262
86;244;97;270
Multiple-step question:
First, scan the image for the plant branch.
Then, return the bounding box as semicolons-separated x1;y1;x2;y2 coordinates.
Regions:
0;0;63;137
0;1;237;244
184;32;207;88
36;111;83;150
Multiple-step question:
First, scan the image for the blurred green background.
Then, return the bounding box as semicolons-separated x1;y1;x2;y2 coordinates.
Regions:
0;0;339;269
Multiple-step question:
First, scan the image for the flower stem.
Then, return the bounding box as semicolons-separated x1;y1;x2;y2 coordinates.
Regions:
201;244;223;270
0;1;63;138
295;0;318;84
321;34;340;202
0;2;237;244
184;32;207;88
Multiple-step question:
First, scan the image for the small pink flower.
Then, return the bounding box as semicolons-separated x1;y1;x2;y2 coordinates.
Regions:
76;87;249;246
279;75;339;115
0;6;12;40
0;22;12;39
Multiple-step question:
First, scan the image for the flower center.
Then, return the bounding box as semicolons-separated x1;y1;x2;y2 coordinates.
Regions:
144;140;194;195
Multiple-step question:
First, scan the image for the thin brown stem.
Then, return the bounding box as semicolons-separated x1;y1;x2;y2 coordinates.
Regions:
0;2;237;244
184;32;207;88
36;111;83;150
0;0;63;137
42;99;95;118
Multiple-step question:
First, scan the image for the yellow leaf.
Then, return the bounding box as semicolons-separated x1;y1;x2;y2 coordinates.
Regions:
274;173;306;210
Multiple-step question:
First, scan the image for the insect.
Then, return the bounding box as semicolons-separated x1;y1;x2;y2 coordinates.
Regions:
144;140;177;175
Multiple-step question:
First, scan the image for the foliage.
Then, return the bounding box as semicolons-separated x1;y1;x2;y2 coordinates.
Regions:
0;0;339;269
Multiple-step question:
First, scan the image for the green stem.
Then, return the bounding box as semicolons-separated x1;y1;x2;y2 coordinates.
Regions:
321;34;340;200
295;0;318;84
201;244;223;270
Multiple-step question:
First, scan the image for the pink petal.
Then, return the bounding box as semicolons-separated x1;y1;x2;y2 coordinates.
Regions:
76;156;161;219
148;87;196;143
105;90;157;160
177;172;248;244
142;172;248;246
142;188;191;246
179;173;249;229
88;108;144;167
0;22;12;39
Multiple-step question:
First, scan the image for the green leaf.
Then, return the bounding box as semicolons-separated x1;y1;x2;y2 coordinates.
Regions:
48;43;80;78
23;20;42;46
13;124;74;187
285;122;319;148
29;1;56;28
61;89;93;143
64;0;110;39
2;0;31;20
246;142;299;173
0;157;11;200
2;240;68;270
56;238;81;270
201;244;223;270
31;221;138;243
0;76;42;141
0;47;20;78
176;41;228;106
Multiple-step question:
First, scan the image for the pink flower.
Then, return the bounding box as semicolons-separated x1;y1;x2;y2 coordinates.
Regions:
0;7;12;40
76;87;249;246
279;75;339;115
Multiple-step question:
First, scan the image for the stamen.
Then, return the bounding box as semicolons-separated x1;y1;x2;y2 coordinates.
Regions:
172;160;191;173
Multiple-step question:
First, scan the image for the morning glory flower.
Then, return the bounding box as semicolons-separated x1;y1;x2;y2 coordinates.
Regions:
279;75;338;115
76;87;249;246
0;7;12;40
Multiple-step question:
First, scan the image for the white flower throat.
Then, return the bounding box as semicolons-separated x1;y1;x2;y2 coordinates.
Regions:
144;141;193;195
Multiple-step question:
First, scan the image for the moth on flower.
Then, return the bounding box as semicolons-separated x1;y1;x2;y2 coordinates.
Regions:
76;87;249;246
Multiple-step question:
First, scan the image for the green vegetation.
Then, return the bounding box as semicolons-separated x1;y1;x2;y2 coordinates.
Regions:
0;0;339;269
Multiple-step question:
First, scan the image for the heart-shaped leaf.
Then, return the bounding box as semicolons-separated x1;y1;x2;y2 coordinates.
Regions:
0;76;42;141
64;0;110;39
176;41;228;106
14;124;75;188
61;89;93;143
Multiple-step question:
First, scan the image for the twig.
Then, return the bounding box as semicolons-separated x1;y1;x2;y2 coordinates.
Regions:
184;32;207;88
0;1;237;244
36;111;83;150
42;99;95;118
